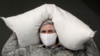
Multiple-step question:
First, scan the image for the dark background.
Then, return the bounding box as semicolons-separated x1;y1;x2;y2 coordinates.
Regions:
0;0;100;56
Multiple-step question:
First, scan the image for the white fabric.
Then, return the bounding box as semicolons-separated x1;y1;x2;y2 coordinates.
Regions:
51;6;95;50
40;33;57;46
1;4;95;50
1;4;52;47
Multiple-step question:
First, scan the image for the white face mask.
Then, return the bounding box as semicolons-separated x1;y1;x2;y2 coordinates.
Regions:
40;33;57;46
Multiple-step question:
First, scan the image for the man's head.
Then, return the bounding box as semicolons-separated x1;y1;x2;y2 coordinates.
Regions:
39;19;57;47
40;21;56;34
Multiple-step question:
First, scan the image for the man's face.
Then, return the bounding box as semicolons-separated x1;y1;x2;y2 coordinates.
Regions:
40;24;56;34
39;24;57;46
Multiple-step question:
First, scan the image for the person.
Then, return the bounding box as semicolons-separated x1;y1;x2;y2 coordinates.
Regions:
2;19;100;56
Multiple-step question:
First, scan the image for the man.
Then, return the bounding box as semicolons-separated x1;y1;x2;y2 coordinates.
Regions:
2;19;100;56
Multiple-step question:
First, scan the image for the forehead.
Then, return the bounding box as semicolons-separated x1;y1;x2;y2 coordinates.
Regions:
40;24;54;30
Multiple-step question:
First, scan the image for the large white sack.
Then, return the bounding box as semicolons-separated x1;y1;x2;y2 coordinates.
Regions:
1;4;54;47
51;5;95;50
1;4;95;50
